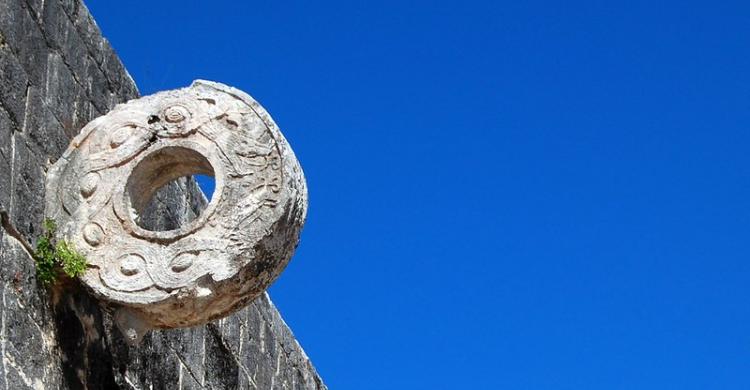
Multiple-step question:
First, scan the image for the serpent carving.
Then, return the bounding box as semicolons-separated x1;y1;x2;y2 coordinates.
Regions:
45;80;308;343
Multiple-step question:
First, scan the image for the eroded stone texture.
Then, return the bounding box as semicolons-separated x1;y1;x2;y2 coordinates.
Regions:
46;81;308;341
0;0;325;388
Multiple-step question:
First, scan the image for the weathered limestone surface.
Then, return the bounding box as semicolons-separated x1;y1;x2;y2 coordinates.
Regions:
47;80;308;343
0;0;325;388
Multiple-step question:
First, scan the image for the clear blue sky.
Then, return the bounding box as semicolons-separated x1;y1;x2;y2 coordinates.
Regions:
87;1;750;388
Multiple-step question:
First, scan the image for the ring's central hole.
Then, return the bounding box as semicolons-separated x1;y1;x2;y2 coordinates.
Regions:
126;146;216;232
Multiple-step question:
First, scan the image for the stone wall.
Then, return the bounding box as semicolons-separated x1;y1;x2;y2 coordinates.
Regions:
0;0;325;388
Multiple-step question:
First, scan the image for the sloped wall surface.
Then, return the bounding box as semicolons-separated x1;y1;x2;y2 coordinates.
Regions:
0;0;325;388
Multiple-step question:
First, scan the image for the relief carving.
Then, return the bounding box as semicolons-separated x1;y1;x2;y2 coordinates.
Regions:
45;80;308;344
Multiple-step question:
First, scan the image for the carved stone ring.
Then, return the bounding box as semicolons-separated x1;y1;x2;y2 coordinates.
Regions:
45;81;308;343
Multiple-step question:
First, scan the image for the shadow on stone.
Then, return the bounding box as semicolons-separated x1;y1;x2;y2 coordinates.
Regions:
51;281;118;390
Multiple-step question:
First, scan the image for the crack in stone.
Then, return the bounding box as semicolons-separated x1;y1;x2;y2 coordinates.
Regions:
166;343;207;390
206;322;258;389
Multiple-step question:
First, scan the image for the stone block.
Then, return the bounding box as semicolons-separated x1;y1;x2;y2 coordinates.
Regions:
82;54;112;112
0;45;28;127
41;0;84;73
69;1;106;66
0;107;14;209
42;0;111;113
22;86;69;160
0;233;65;389
42;52;83;133
0;0;49;85
10;134;45;243
101;41;139;101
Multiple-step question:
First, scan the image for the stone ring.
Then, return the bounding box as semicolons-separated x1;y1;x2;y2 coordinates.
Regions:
45;80;308;343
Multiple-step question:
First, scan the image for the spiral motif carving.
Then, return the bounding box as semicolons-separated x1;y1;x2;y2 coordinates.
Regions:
45;81;308;343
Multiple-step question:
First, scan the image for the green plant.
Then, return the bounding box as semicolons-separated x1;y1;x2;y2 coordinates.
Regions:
34;218;88;285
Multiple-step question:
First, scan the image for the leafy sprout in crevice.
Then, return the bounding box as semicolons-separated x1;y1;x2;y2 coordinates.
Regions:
34;218;88;285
